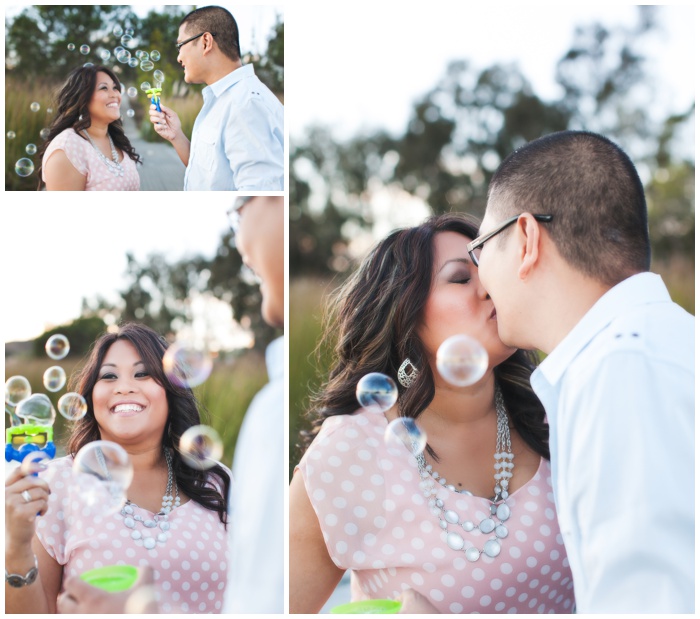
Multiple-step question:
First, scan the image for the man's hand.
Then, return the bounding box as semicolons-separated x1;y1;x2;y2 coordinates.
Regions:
57;565;157;614
148;103;182;142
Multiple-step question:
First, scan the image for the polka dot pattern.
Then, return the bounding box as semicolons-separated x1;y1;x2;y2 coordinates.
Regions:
42;128;140;190
298;410;574;613
36;457;228;613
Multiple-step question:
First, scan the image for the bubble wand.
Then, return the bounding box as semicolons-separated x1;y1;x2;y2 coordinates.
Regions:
5;396;56;465
146;87;162;112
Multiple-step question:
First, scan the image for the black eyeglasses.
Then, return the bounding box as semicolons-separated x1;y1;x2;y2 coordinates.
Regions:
467;214;553;267
176;31;216;51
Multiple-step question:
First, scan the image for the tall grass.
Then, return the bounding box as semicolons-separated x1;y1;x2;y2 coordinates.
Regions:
5;79;60;190
5;350;268;467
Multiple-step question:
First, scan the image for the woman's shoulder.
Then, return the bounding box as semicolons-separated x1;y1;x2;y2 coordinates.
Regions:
50;127;84;147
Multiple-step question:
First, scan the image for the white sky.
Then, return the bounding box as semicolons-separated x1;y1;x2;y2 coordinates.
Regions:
287;4;695;142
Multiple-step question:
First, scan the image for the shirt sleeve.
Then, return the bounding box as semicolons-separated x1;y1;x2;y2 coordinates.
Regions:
42;130;90;178
296;415;391;571
225;96;284;191
34;460;75;565
562;347;694;613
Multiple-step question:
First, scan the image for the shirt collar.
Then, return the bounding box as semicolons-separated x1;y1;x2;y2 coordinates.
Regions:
266;336;284;380
537;272;671;386
205;63;255;99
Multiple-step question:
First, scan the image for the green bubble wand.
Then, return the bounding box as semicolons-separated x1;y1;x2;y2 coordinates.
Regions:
146;87;162;112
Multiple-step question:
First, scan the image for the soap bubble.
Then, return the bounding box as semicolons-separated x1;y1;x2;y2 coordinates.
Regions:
67;43;76;51
72;441;133;516
153;69;164;83
16;394;56;427
46;334;70;360
384;417;427;456
179;425;223;470
80;44;90;55
7;131;16;139
116;49;130;63
436;334;488;387
113;45;125;56
100;49;111;61
25;143;37;156
163;343;213;388
135;50;148;61
128;57;139;68
125;27;134;36
6;376;31;406
140;60;154;72
30;102;40;112
40;128;50;140
43;366;67;392
150;50;161;62
112;25;123;37
126;86;137;98
15;158;35;177
20;451;52;476
126;109;135;118
58;392;88;421
47;107;53;114
120;34;133;47
140;81;151;92
83;62;94;68
356;373;398;413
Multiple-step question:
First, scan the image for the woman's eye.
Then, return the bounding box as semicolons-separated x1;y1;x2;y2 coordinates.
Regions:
99;373;117;380
135;371;150;378
451;276;471;284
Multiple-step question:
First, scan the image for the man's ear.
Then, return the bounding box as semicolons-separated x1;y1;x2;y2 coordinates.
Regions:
516;214;542;280
202;32;216;55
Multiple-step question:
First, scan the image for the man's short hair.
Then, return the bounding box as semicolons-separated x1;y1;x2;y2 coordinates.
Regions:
487;130;651;286
180;5;241;62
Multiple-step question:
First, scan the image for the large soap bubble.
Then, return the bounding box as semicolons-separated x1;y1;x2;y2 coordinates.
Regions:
16;394;56;427
43;366;67;392
153;70;165;83
58;393;88;421
436;334;488;387
140;60;154;72
384;417;427;456
6;376;31;406
46;334;70;360
15;158;35;177
163;343;213;388
72;441;133;516
179;425;223;470
150;50;161;62
356;373;398;413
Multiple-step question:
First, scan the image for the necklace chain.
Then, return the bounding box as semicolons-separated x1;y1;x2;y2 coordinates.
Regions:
81;129;125;177
415;384;514;562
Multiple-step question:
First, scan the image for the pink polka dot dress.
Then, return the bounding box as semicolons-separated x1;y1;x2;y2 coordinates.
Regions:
42;128;140;190
298;411;575;613
35;456;229;613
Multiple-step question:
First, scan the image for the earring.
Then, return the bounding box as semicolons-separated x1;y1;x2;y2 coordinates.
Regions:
398;358;418;388
78;114;83;121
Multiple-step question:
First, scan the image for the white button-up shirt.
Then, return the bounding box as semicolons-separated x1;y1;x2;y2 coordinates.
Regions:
185;64;284;191
224;336;284;613
531;272;694;613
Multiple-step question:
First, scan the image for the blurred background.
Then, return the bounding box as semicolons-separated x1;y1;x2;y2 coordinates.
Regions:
3;200;282;466
288;4;695;478
5;4;284;190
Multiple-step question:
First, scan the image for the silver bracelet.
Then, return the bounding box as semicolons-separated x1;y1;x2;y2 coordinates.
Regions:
5;556;38;588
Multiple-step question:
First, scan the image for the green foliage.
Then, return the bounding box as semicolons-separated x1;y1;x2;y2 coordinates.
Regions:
31;316;110;360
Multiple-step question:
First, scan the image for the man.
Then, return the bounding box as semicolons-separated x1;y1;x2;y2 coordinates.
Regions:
469;130;693;613
223;195;284;613
149;6;284;191
56;196;285;613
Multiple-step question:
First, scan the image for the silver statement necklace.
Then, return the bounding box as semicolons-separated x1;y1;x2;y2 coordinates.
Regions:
416;385;514;562
81;129;125;177
120;447;180;549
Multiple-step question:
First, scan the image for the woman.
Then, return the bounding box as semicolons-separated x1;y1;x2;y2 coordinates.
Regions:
38;64;141;190
290;213;575;613
5;323;230;613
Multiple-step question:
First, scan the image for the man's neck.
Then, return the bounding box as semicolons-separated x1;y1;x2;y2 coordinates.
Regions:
205;58;244;86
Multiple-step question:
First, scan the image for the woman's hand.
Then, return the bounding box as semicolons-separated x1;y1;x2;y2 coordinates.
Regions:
149;103;181;142
5;464;51;551
397;588;440;614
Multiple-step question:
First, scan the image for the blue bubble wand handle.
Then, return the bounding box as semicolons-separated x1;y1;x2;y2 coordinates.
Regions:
147;88;162;113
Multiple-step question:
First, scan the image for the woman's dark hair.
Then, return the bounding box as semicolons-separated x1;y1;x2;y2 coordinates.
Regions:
303;212;550;462
37;64;142;189
67;323;230;526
